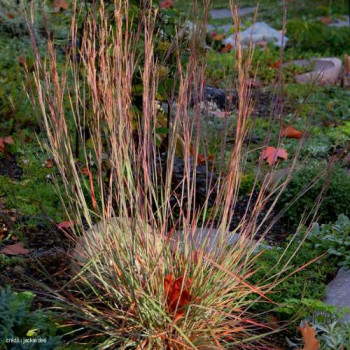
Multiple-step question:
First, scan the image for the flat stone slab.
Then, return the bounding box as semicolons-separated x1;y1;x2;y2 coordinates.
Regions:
328;15;350;28
210;7;255;20
284;57;342;85
172;228;241;253
324;268;350;321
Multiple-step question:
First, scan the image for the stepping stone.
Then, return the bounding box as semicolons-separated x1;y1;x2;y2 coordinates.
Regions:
284;58;342;85
210;7;255;20
172;227;242;253
324;268;350;321
206;24;233;34
217;24;233;33
328;15;350;28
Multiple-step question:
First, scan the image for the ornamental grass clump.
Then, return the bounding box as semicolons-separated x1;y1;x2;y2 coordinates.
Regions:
26;0;317;348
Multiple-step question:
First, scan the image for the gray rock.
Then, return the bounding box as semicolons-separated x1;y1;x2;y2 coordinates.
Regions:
324;268;350;321
70;217;163;275
224;22;288;48
210;9;232;20
328;15;350;28
217;24;233;33
203;86;227;110
210;7;256;20
284;58;342;85
172;227;241;253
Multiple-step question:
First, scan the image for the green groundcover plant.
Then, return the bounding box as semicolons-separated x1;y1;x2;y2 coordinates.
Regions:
0;287;62;349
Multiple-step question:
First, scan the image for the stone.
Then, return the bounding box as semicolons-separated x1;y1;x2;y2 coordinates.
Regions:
171;227;242;254
216;24;233;33
70;217;163;275
202;86;227;110
324;268;350;321
284;58;342;85
328;15;350;28
210;9;232;20
224;22;288;48
210;7;256;20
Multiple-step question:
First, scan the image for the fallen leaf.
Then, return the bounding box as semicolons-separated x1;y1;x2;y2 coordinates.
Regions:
57;220;75;230
282;125;303;139
261;146;288;166
53;0;68;11
221;43;233;53
319;16;331;25
298;322;320;350
270;59;281;69
44;158;54;168
159;0;173;9
0;136;14;154
0;242;30;255
81;166;90;176
164;274;194;317
189;146;214;165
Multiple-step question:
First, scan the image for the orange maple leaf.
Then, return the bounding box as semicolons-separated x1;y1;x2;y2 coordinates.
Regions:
261;146;288;166
298;322;320;350
164;274;194;317
282;125;303;139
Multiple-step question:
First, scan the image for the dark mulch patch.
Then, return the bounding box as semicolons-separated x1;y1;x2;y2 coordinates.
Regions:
158;155;290;244
0;153;23;180
229;191;291;245
0;211;71;293
227;88;294;118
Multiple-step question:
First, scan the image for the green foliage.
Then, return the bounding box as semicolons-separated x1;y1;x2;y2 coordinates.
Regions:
275;298;340;319
313;320;350;350
308;214;350;269
0;145;65;221
252;215;350;320
287;18;350;55
0;33;35;129
278;163;350;225
286;18;326;51
0;255;24;269
0;287;62;349
251;239;338;311
239;172;257;196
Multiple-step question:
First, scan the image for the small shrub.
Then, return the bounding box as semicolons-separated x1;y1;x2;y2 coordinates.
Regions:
287;18;350;55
